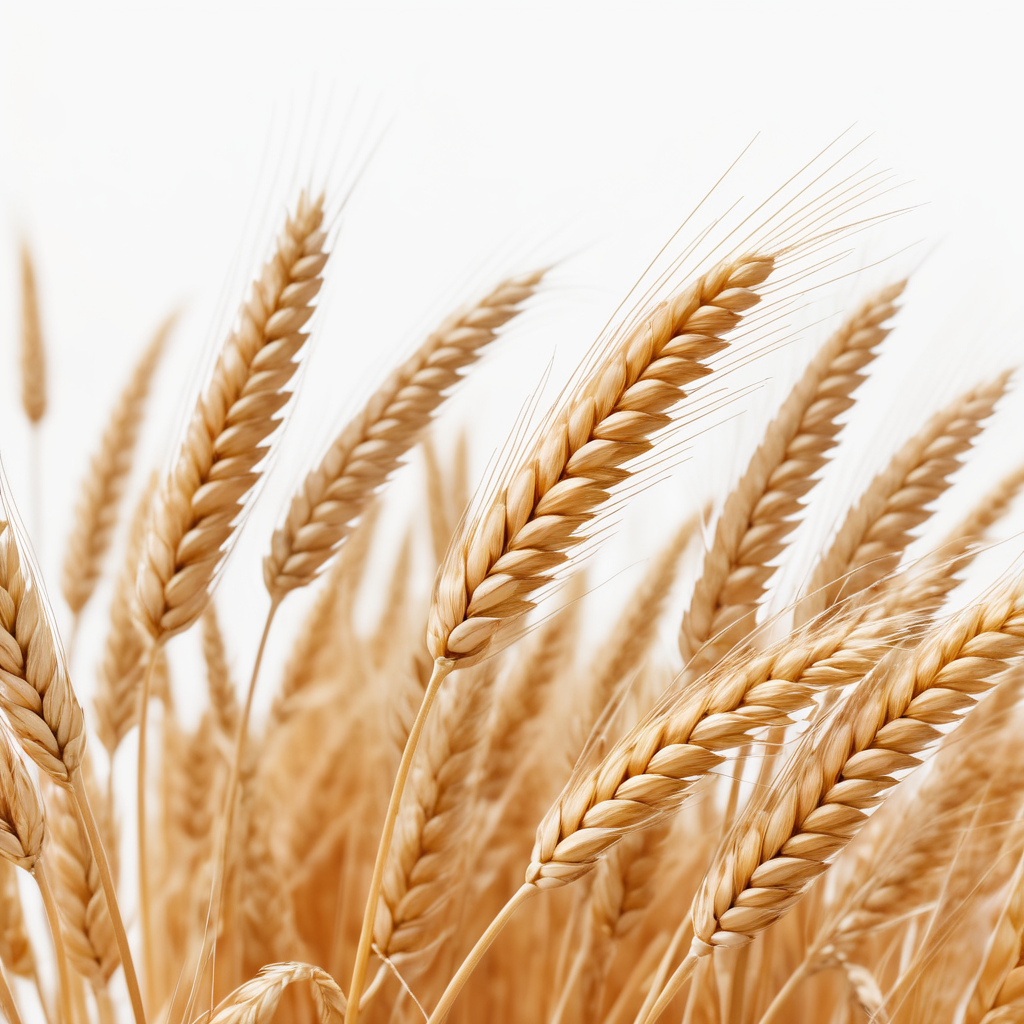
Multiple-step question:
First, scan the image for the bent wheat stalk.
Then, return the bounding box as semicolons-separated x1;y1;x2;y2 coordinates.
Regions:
207;962;347;1024
412;251;780;1024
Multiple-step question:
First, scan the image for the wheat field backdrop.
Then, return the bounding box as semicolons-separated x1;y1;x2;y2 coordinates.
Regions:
0;4;1023;1024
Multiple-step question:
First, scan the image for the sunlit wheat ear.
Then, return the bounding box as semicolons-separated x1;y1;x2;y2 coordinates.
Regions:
264;269;545;600
18;242;46;426
687;576;1024;961
428;253;776;666
208;963;347;1024
679;282;905;676
62;314;175;617
797;371;1012;624
136;190;328;643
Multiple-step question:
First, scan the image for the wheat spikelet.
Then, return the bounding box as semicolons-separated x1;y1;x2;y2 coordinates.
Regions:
0;516;85;784
679;283;904;675
264;270;544;599
208;962;346;1024
526;603;900;889
19;242;46;425
136;191;328;642
61;315;174;616
427;253;775;665
798;372;1011;623
201;602;238;738
686;575;1024;966
44;776;119;986
0;860;33;978
94;480;156;758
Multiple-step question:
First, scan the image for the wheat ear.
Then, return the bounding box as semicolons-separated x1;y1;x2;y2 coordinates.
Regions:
0;501;144;1024
355;252;776;1024
208;962;347;1024
642;576;1024;1023
798;372;1011;623
44;774;119;987
374;664;496;984
18;242;46;425
679;282;904;675
264;270;544;600
61;314;174;621
137;190;327;642
131;190;326;1002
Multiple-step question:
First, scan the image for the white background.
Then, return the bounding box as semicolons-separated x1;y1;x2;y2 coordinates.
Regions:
0;0;1022;734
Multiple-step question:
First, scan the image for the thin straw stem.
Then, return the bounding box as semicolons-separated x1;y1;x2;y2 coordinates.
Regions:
346;658;454;1024
425;884;537;1024
642;951;699;1024
71;766;147;1024
95;986;117;1024
33;862;73;1024
633;912;692;1024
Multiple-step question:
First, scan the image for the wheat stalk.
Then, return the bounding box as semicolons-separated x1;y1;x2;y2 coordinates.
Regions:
18;242;46;426
264;270;545;600
680;282;904;676
61;314;174;621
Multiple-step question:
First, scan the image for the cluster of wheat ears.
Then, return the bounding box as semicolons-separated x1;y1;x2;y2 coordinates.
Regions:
0;142;1022;1024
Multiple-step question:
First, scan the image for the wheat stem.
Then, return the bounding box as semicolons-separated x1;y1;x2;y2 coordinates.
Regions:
346;657;454;1024
70;766;146;1024
643;951;699;1024
632;913;692;1024
33;861;74;1024
95;986;116;1024
425;883;537;1024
